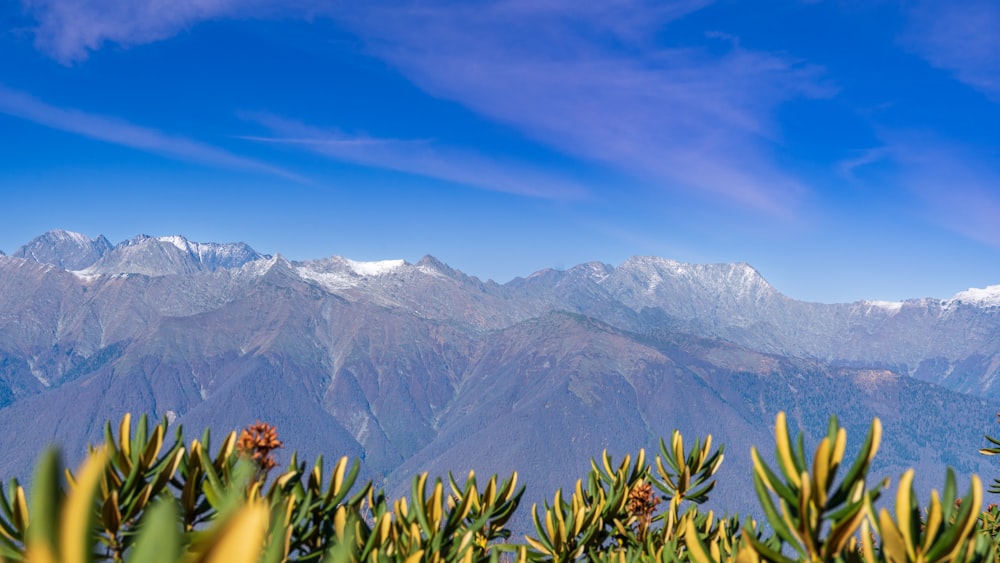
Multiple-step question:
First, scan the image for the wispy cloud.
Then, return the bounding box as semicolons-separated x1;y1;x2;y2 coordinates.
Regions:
901;0;1000;101
340;0;830;217
836;147;894;181
880;133;1000;248
22;0;829;215
24;0;254;63
240;113;587;200
0;84;301;180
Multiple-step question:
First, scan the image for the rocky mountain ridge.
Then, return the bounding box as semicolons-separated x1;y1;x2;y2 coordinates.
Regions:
1;230;998;523
13;229;112;270
9;229;1000;397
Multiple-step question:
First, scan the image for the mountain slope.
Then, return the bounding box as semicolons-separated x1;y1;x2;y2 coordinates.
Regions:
14;229;112;270
0;230;999;522
82;234;268;276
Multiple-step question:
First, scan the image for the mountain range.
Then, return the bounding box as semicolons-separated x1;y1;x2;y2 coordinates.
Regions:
1;229;998;525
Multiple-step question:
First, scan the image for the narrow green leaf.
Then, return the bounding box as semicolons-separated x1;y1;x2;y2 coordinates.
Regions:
127;498;182;563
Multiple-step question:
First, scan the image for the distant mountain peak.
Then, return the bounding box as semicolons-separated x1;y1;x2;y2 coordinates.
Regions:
614;256;773;292
598;256;779;321
858;299;905;314
299;256;408;276
48;229;90;243
344;258;406;277
3;230;1000;526
294;256;409;294
157;235;192;251
81;234;268;276
568;261;614;282
947;285;1000;308
14;229;112;270
411;256;491;288
619;255;761;275
524;267;561;280
122;234;154;245
416;255;454;275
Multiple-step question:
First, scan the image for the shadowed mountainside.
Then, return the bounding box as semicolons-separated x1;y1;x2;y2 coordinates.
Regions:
1;230;998;523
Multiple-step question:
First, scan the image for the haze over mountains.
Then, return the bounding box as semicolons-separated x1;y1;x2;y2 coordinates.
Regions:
1;230;998;521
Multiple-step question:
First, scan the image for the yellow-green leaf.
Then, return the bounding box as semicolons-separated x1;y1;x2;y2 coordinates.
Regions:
61;448;109;563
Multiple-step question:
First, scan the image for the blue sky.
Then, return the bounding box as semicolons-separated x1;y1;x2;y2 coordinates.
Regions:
2;0;1000;303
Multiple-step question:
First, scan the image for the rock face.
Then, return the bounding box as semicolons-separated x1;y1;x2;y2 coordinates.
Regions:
14;229;112;270
81;234;268;276
1;230;999;523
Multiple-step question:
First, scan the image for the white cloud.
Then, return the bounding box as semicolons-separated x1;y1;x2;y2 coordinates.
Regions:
0;84;301;179
882;134;1000;247
340;1;829;216
836;147;894;181
23;0;257;63
901;0;1000;101
240;114;587;200
21;0;830;215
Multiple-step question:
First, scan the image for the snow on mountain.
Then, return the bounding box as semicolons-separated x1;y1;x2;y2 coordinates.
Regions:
80;235;267;276
14;229;112;270
294;257;410;296
158;235;193;252
570;261;614;283
3;234;999;526
947;285;1000;308
345;258;405;276
610;257;774;296
859;300;905;314
12;229;1000;391
601;256;780;321
295;260;359;292
239;254;289;278
155;235;266;268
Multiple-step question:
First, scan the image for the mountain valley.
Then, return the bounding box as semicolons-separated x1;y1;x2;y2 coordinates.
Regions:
1;230;998;524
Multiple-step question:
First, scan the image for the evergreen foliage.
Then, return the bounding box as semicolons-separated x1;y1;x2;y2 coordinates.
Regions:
1;411;999;562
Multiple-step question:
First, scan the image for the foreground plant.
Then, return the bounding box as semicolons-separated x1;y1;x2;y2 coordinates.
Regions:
737;412;885;561
0;410;999;562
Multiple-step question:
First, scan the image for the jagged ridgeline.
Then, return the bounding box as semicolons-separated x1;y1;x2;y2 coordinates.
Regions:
2;412;1000;562
2;230;1000;525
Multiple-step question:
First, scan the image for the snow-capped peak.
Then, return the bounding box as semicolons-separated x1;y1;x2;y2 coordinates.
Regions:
568;262;614;283
294;256;408;293
158;235;191;252
293;256;412;305
860;300;904;313
617;257;771;292
14;229;113;270
948;285;1000;307
49;229;91;245
344;258;405;276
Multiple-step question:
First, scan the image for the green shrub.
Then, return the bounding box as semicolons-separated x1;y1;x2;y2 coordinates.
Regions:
0;412;997;562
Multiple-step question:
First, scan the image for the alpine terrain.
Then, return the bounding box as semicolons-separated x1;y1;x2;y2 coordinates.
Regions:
0;230;998;523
